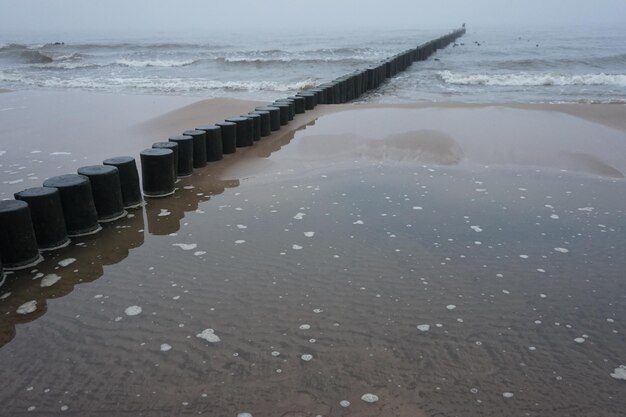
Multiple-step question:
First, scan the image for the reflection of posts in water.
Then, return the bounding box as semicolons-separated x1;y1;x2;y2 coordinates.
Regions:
144;177;238;236
0;208;145;348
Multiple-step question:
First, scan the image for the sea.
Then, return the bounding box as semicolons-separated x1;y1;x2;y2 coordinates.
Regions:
1;25;625;103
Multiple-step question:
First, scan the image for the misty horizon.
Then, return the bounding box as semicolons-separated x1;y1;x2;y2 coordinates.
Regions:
1;0;625;42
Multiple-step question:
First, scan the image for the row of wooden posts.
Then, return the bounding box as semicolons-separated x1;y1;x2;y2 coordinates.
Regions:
0;27;466;279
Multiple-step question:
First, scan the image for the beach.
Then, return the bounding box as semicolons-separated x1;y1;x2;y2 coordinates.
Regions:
1;88;625;416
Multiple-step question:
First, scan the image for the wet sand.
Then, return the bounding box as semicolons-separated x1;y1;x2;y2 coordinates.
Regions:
1;91;625;417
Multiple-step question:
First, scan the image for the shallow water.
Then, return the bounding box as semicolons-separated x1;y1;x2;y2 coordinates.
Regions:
1;107;625;416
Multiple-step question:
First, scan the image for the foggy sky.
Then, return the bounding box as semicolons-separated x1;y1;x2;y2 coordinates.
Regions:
1;0;625;39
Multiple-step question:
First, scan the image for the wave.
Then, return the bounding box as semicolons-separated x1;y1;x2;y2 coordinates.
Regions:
219;56;370;64
0;73;318;93
438;71;626;87
493;54;626;71
114;59;198;68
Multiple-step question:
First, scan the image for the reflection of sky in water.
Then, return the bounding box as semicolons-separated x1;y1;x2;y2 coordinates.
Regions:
1;156;624;416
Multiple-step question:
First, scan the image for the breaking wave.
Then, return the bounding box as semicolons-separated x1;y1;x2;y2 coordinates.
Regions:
114;59;198;68
0;72;318;93
438;71;626;87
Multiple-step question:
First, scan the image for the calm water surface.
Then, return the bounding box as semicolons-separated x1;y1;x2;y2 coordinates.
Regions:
1;108;625;416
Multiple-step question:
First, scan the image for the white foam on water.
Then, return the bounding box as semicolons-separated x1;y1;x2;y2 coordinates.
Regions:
237;413;253;417
607;318;615;323
301;354;313;361
0;292;11;300
49;152;71;155
340;400;350;407
292;244;303;250
60;405;69;411
172;243;197;250
304;231;315;237
40;273;61;288
361;393;379;403
353;220;364;225
158;209;171;217
271;351;280;356
313;308;323;313
537;269;546;273
235;240;246;244
470;225;483;232
610;365;626;381
124;305;142;316
417;324;430;332
502;392;514;398
574;337;585;344
550;214;560;219
554;247;569;253
236;224;247;229
194;251;206;256
520;255;529;259
58;258;76;267
196;328;221;343
299;324;311;330
293;212;305;220
160;343;172;352
16;300;37;315
446;304;456;310
578;207;594;212
412;206;423;210
439;71;626;87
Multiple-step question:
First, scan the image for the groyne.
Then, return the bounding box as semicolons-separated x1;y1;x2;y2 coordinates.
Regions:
0;27;465;278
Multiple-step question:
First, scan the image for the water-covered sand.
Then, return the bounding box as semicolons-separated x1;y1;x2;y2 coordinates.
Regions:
1;91;625;416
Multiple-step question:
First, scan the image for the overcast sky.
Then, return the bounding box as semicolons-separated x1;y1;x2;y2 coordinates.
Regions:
1;0;625;39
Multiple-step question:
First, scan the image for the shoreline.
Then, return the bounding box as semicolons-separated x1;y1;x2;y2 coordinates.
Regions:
1;89;625;199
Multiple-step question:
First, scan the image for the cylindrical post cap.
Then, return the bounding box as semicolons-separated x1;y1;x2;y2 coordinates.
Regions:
182;129;208;168
103;156;143;209
14;187;70;251
77;165;127;223
216;121;236;154
43;174;102;237
255;106;281;131
140;148;176;197
0;200;43;270
226;117;253;147
168;134;194;177
196;124;223;162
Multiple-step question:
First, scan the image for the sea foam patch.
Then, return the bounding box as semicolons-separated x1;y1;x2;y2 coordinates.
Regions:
172;243;197;251
58;258;76;267
124;305;142;316
196;328;221;343
610;365;626;381
40;273;61;288
361;393;379;403
16;300;37;315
